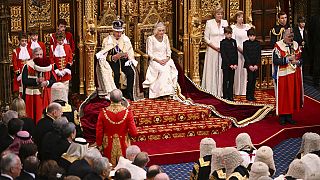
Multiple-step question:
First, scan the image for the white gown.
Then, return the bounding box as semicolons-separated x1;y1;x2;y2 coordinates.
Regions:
142;34;178;98
232;24;250;95
201;19;228;97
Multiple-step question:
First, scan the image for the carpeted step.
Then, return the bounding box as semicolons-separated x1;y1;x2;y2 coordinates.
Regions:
131;99;212;127
131;117;232;142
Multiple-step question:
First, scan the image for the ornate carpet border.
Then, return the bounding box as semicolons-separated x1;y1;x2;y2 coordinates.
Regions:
178;76;275;127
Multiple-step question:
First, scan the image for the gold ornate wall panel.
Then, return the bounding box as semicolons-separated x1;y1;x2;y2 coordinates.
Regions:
9;0;76;48
200;0;222;19
85;0;97;20
8;0;77;93
293;0;307;24
157;0;173;23
120;0;134;21
229;0;240;20
27;0;55;29
98;0;117;26
245;0;252;23
10;35;20;47
43;33;52;44
10;6;22;31
59;3;71;27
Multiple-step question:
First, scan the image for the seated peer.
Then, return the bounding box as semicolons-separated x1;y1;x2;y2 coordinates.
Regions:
96;18;138;100
143;22;178;99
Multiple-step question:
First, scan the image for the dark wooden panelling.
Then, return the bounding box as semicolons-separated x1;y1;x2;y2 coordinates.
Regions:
252;0;277;48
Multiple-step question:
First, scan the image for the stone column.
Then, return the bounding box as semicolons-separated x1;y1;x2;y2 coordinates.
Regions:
0;1;12;110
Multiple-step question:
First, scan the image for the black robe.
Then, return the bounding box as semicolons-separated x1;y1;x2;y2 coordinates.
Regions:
190;155;212;180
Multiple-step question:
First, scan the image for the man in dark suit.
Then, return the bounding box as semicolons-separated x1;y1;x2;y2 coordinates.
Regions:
40;118;74;161
34;102;63;145
43;99;82;137
34;102;62;158
17;156;39;180
294;16;308;71
0;153;22;180
0;118;24;153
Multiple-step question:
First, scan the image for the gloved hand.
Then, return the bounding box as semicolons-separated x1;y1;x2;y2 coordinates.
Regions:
125;59;138;67
124;60;132;66
131;59;138;67
96;49;108;60
60;70;66;76
64;68;71;75
55;69;62;76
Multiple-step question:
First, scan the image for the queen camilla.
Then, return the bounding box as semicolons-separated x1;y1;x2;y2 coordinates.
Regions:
142;22;178;99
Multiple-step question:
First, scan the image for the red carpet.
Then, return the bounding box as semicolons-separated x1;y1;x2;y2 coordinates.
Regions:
132;96;320;165
130;98;232;142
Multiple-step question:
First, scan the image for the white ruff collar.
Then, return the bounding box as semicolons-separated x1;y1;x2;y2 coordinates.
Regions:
19;46;30;60
27;60;52;72
54;44;66;57
30;40;41;50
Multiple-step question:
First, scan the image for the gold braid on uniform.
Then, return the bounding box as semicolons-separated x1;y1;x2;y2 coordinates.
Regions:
103;104;128;125
110;134;123;165
226;172;247;180
199;157;210;167
190;163;199;180
271;27;285;41
209;169;226;180
217;169;227;179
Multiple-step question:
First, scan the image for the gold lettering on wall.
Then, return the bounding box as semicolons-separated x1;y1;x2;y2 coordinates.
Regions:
59;3;71;27
11;35;20;48
43;33;51;45
10;6;22;31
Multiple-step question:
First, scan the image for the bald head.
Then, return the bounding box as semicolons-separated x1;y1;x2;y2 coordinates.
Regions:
47;102;62;113
147;165;162;179
47;102;62;119
154;173;170;180
284;28;293;37
110;89;123;103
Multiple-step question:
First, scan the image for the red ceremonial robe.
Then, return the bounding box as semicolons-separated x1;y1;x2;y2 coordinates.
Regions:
12;47;33;92
27;40;47;57
96;104;137;165
22;60;56;123
50;44;73;82
50;32;75;53
272;40;304;115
